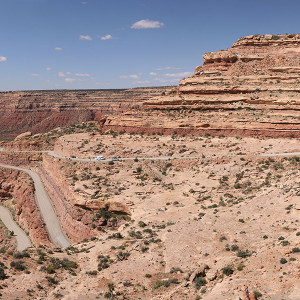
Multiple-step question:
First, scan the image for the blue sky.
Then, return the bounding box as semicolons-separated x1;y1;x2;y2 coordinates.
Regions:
1;0;300;91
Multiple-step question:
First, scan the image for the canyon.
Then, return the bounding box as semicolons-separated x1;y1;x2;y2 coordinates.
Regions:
0;34;299;299
0;87;173;141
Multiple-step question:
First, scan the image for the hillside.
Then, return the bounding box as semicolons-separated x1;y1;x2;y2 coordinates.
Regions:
0;87;173;141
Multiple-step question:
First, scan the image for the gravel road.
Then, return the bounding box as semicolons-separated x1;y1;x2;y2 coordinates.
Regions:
0;163;70;248
0;205;32;251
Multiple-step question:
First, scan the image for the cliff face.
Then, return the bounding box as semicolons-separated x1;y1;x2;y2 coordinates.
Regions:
0;87;173;141
0;168;50;246
103;34;300;137
151;34;300;105
39;154;130;243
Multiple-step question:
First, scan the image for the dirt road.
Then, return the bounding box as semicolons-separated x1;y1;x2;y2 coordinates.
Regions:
0;205;32;251
0;163;70;248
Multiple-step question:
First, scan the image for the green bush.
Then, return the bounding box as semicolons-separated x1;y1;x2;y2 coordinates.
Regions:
280;258;287;264
153;278;179;289
253;290;262;298
222;266;234;276
0;267;6;280
237;250;252;258
194;277;207;290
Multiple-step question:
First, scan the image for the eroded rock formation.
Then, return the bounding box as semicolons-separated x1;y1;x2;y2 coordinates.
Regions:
103;34;300;137
0;87;173;141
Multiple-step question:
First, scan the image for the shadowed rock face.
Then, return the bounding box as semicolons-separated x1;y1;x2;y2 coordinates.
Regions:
103;34;300;138
0;87;173;141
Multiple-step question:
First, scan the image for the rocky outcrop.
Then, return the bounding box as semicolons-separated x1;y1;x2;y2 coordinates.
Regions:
0;87;173;141
103;34;300;138
39;154;130;243
0;168;50;246
0;152;42;165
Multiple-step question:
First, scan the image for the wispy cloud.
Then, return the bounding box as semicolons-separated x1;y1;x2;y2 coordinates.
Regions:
131;19;164;29
58;71;71;78
0;56;7;62
165;72;192;77
54;47;63;51
31;74;40;77
46;67;52;71
65;78;76;83
75;73;91;77
156;66;180;71
120;74;139;79
149;72;157;76
100;34;113;40
81;1;87;4
154;78;181;83
80;35;92;40
133;80;150;84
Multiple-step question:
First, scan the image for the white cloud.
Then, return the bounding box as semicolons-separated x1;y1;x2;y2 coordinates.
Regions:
58;71;71;78
31;74;40;77
100;34;113;40
131;19;164;29
65;78;76;83
156;66;180;71
46;67;52;71
75;73;91;77
120;74;139;79
55;47;63;51
0;56;7;62
133;80;150;84
153;78;181;83
149;72;157;76
81;1;87;4
80;35;92;40
165;72;192;77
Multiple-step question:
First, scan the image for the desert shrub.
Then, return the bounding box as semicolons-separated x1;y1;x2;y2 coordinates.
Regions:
153;278;179;289
237;250;252;258
108;233;123;239
46;276;58;285
253;290;262;298
194;277;207;289
61;258;77;270
117;251;130;261
98;255;110;271
46;265;55;274
13;251;30;259
128;230;143;239
141;246;149;253
0;267;6;280
292;247;300;253
222;266;234;276
231;244;239;251
138;221;147;228
280;258;287;264
219;236;227;242
10;260;26;271
170;267;183;274
86;270;97;275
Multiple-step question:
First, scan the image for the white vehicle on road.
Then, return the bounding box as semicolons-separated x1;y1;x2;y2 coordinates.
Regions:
94;155;105;161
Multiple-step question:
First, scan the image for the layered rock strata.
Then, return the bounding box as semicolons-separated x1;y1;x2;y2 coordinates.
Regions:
0;87;173;141
103;34;300;137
